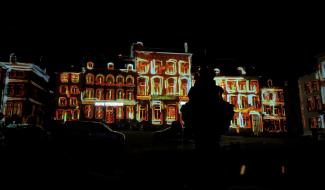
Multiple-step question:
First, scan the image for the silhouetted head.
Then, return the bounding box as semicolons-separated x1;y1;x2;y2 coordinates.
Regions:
198;66;215;82
216;85;224;98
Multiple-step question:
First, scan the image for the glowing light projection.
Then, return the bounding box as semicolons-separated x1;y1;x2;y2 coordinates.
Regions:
214;76;262;132
261;80;287;133
135;51;192;125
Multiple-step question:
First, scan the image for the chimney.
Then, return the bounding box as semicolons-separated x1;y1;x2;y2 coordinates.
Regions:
9;53;17;64
184;42;188;53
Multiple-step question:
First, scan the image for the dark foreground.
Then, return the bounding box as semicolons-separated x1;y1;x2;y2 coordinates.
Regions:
0;131;324;189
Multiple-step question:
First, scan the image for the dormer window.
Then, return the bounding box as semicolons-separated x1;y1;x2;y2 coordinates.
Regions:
107;62;114;70
87;62;94;70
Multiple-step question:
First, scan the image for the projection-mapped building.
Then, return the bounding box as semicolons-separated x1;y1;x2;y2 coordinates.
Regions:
55;62;137;124
298;54;325;135
261;79;287;133
0;54;50;127
134;51;192;125
214;75;262;134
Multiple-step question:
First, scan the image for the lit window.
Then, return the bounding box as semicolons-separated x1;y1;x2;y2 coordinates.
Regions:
167;106;176;120
71;73;80;83
56;109;64;120
95;107;104;119
106;74;115;85
116;107;124;120
117;89;124;99
84;105;94;119
250;80;259;93
165;59;177;75
60;73;69;83
13;102;23;116
137;59;150;74
70;85;80;94
71;109;80;120
87;62;94;70
96;74;105;85
58;97;67;107
105;107;114;123
180;78;188;96
107;62;114;70
167;78;176;95
106;89;115;100
179;61;189;75
127;91;133;100
126;106;134;120
152;59;162;74
4;102;13;116
116;75;124;85
59;85;69;95
126;75;134;85
85;73;95;85
139;105;148;121
84;88;94;99
96;88;104;100
153;105;161;120
69;97;78;107
138;77;148;96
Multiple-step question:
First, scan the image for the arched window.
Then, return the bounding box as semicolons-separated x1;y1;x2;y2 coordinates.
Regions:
95;74;105;85
107;62;114;70
106;74;115;85
116;75;124;85
85;73;95;85
126;75;134;85
87;62;94;70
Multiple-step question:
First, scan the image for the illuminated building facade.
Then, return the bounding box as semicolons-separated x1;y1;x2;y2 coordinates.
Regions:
214;76;263;133
135;51;192;125
298;72;324;134
0;55;50;127
261;79;287;133
55;61;137;124
298;54;325;135
55;71;82;122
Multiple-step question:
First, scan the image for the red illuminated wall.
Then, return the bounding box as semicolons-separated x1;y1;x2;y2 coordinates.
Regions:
135;51;192;125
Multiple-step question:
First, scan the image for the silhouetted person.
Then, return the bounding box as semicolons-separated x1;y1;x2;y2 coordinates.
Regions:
182;66;233;151
181;66;234;189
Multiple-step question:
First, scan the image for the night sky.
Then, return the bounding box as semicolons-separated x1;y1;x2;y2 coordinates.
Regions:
1;3;324;81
